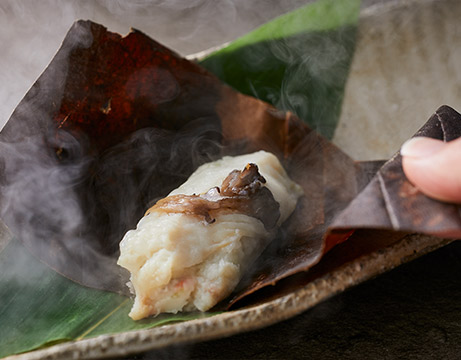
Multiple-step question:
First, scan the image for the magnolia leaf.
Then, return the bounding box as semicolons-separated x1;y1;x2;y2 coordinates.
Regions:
0;1;367;357
0;7;362;300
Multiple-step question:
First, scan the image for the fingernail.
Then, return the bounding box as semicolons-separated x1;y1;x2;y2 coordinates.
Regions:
400;137;445;158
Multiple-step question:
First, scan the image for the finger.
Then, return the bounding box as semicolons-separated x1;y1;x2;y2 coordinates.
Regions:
401;137;461;204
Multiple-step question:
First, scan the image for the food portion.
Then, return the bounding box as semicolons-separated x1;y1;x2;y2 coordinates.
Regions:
118;151;303;320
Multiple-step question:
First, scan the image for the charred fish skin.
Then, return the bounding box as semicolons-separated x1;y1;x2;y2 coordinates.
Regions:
117;151;303;320
150;163;281;230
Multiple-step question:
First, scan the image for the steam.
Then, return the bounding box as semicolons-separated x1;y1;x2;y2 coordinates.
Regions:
0;128;120;289
0;0;246;293
92;119;222;256
0;131;86;241
0;96;223;291
0;0;359;292
0;3;359;357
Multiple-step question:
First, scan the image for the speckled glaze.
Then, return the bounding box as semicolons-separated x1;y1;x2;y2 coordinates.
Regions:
5;0;458;358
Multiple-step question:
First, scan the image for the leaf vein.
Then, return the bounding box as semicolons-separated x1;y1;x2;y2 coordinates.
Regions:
76;299;130;340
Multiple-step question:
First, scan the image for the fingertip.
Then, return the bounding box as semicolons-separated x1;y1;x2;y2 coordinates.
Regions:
402;142;461;204
400;137;444;158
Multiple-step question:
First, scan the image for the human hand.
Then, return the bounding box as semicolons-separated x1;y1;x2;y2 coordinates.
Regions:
401;136;461;204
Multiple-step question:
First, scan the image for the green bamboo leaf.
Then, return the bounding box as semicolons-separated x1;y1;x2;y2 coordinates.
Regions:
199;0;361;139
0;238;212;358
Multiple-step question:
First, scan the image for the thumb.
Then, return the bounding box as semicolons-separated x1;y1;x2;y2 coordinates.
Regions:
401;136;461;204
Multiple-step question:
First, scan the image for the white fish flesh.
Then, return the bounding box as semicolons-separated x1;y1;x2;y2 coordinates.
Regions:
117;150;303;320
